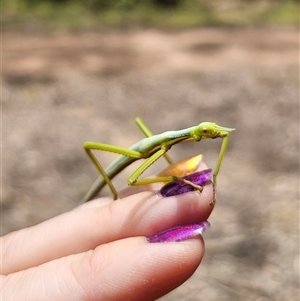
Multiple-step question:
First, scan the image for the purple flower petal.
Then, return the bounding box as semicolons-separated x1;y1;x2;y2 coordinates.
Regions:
147;221;210;243
160;168;212;197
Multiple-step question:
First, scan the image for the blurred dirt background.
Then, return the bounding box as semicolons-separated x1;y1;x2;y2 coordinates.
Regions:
2;25;299;300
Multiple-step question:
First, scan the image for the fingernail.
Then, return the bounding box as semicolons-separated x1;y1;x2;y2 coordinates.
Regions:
147;221;210;243
160;168;212;197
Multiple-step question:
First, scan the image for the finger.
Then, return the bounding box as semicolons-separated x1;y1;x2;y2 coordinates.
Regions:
3;236;205;301
2;180;213;275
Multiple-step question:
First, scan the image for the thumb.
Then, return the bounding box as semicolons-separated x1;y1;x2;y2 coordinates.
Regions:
3;236;204;301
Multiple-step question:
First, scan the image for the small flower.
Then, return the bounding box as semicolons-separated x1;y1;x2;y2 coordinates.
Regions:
147;221;210;243
158;154;203;177
160;168;212;197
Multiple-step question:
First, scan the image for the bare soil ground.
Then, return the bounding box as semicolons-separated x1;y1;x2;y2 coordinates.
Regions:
2;27;299;300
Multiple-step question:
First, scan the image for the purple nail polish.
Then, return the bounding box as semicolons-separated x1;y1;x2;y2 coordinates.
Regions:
147;221;210;243
160;168;212;197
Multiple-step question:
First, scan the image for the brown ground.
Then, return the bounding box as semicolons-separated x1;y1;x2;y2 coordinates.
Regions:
2;27;299;300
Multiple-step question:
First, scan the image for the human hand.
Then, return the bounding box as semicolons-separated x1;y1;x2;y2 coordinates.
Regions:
1;165;214;301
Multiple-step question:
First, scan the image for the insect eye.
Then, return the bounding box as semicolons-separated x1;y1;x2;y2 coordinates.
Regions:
203;128;208;133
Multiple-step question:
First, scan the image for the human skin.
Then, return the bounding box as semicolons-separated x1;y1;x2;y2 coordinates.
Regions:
1;163;214;301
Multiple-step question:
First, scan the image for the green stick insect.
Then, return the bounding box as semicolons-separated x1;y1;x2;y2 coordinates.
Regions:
82;117;234;203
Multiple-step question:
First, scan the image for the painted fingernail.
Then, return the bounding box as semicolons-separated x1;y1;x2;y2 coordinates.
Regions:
160;168;212;197
147;221;210;243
